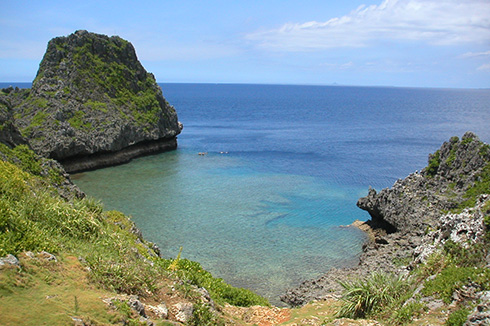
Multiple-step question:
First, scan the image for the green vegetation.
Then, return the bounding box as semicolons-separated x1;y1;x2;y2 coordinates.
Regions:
479;144;490;157
189;303;225;326
68;110;93;130
422;266;489;304
445;307;470;326
64;35;163;128
337;272;413;320
85;99;108;112
21;111;49;137
459;163;490;210
171;258;270;307
427;150;441;177
445;144;459;167
0;144;268;325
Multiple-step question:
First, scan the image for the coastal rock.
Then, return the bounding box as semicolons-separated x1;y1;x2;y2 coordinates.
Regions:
0;87;27;148
413;194;489;264
357;132;489;234
39;251;58;262
128;295;147;317
11;30;182;172
282;133;490;307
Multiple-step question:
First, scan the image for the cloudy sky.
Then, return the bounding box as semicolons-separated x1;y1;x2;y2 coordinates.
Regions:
1;0;489;88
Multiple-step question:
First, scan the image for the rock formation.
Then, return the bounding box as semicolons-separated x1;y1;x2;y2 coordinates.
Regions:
282;132;490;307
0;86;28;148
357;132;490;234
9;30;182;172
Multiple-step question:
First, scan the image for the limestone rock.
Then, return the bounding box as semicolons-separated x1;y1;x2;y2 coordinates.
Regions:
0;254;20;269
0;87;27;148
146;303;168;319
39;251;58;262
465;291;490;325
128;295;146;317
413;195;489;264
357;132;490;234
171;302;194;323
11;30;182;172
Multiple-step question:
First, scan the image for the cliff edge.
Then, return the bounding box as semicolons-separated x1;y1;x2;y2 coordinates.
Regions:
357;131;490;234
8;30;182;172
282;132;490;314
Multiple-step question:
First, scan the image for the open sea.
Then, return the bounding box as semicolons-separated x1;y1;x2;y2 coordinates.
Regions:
4;82;489;304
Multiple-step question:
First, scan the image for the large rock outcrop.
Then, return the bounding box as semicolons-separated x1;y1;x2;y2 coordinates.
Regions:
282;132;490;306
11;30;182;172
0;86;28;148
357;131;490;234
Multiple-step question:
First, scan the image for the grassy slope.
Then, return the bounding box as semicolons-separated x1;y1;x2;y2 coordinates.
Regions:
0;144;268;325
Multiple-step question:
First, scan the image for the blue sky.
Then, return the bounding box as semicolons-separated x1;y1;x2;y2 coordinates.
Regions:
1;0;489;88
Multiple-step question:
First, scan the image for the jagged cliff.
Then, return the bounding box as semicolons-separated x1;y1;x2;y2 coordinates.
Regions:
357;131;490;234
4;30;182;172
282;132;490;323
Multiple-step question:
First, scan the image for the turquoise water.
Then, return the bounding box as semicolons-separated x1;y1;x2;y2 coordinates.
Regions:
73;149;366;304
73;84;490;304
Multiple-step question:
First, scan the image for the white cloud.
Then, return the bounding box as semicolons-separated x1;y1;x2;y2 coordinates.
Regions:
246;0;490;51
460;51;490;58
477;63;490;71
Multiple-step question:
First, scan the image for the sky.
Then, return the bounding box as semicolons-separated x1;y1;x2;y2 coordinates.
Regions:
0;0;489;88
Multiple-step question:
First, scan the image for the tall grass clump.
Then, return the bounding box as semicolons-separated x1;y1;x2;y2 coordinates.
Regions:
337;272;412;319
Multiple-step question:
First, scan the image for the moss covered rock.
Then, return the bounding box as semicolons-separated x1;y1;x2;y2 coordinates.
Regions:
12;30;182;172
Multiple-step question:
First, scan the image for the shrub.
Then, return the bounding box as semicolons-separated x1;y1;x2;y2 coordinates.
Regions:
188;303;224;326
390;301;426;325
427;150;441;177
172;258;269;307
446;307;470;326
459;163;490;209
338;272;412;318
443;240;487;268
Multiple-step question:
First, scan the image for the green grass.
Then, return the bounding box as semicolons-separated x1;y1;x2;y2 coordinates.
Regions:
422;266;488;304
0;143;269;325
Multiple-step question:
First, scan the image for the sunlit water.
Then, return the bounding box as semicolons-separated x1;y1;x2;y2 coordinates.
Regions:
72;84;490;304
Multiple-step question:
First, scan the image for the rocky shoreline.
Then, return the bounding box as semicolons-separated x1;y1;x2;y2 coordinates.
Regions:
59;136;178;173
281;132;490;317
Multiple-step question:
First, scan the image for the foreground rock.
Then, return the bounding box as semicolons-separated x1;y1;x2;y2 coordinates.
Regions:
282;132;490;306
8;30;182;172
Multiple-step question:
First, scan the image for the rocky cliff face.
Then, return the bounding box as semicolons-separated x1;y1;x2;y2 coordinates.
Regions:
0;86;28;148
282;132;490;308
10;30;182;172
357;132;490;234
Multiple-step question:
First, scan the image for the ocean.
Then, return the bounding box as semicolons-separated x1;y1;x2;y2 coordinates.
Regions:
4;82;489;304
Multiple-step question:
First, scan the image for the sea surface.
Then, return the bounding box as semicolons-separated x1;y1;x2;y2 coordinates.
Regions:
4;82;489;304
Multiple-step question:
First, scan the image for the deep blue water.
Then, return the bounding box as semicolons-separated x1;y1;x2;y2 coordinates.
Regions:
6;82;489;304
